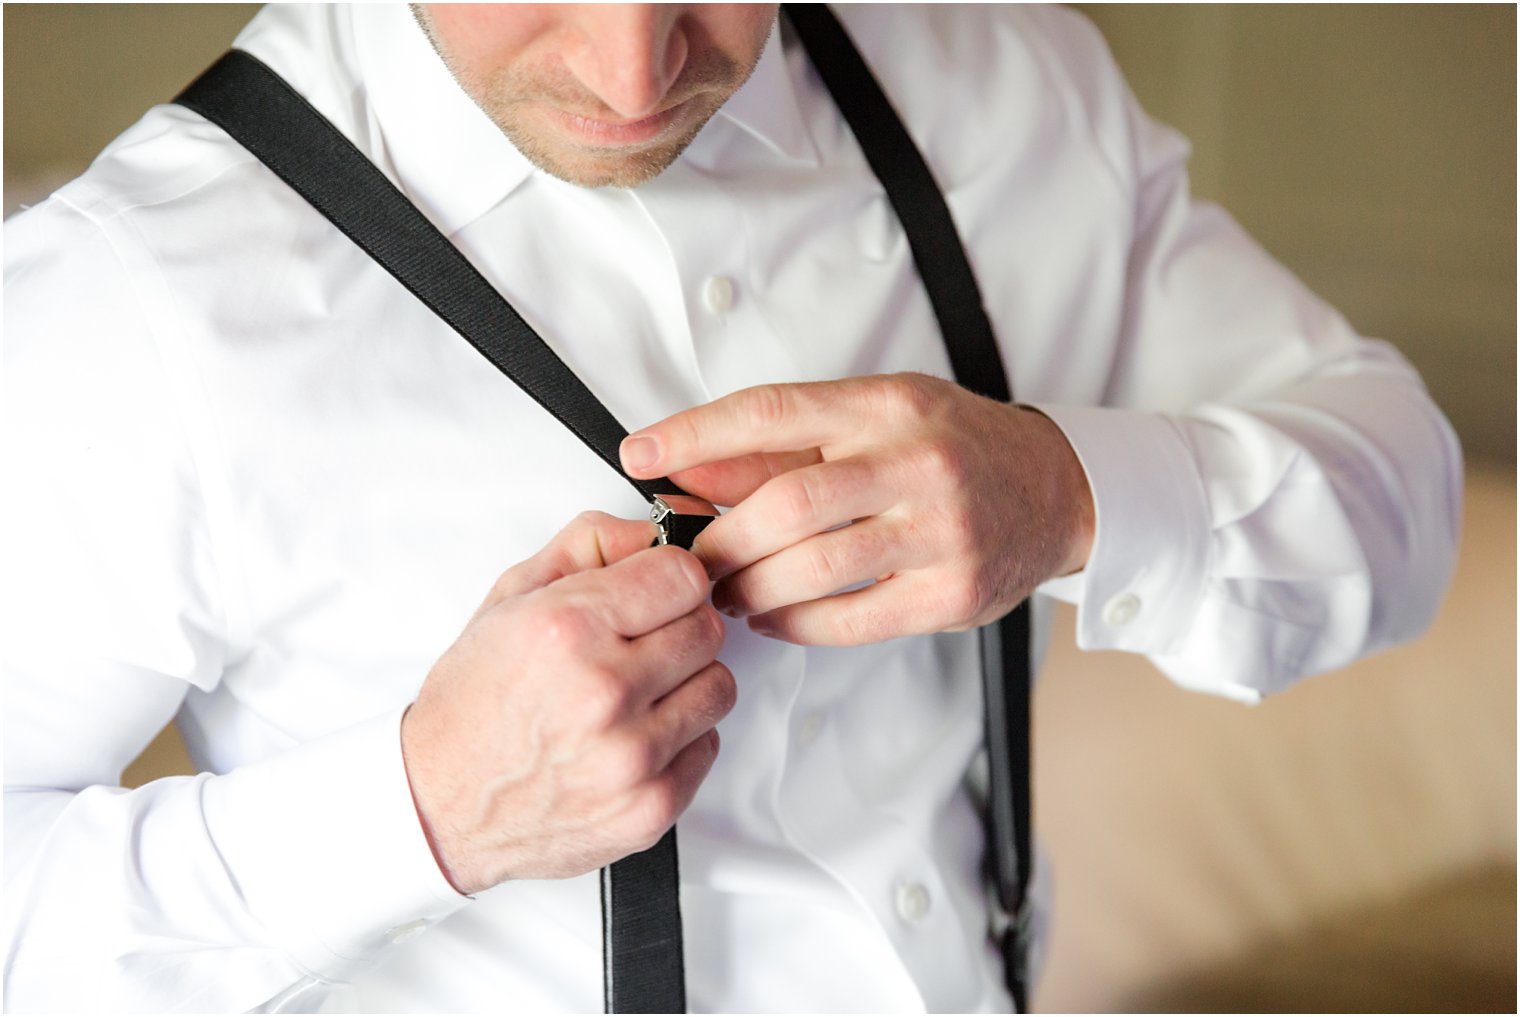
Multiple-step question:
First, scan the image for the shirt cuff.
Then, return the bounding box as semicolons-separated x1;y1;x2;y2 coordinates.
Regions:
201;704;470;982
1030;404;1211;656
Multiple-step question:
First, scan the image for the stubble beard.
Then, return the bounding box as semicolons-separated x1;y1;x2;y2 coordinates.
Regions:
415;10;767;190
475;68;734;189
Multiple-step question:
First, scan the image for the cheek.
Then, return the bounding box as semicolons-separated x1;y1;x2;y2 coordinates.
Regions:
425;3;554;81
691;4;779;63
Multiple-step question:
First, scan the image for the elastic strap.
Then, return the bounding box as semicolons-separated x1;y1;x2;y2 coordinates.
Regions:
784;6;1033;1008
177;51;689;1014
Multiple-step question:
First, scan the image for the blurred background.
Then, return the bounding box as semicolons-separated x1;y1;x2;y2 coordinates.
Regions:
4;4;1515;1012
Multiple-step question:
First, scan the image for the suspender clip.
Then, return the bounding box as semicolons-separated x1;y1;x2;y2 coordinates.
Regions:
990;892;1035;1009
650;494;720;548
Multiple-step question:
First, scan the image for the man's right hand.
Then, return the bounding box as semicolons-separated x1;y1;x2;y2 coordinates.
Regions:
400;511;734;896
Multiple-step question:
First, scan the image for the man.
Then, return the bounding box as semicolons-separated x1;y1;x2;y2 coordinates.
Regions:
2;3;1461;1012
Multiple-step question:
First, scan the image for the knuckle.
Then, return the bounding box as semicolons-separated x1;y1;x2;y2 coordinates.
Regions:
916;436;968;485
537;546;577;580
882;373;937;422
940;573;991;623
578;665;632;728
805;540;849;593
570;509;608;530
562;510;612;546
831;587;921;646
778;471;826;526
747;383;793;431
830;608;878;647
627;782;680;849
487;569;516;602
533;603;589;651
605;733;659;786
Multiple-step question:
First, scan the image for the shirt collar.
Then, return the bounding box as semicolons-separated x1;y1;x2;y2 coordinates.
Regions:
711;19;820;168
352;4;534;237
351;6;818;237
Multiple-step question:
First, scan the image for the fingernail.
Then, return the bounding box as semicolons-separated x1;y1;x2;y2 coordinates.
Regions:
711;584;736;617
749;616;775;637
620;435;659;473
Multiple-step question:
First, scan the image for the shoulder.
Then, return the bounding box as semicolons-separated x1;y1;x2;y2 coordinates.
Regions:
828;4;1146;189
831;5;1130;108
43;104;260;228
18;2;363;263
9;97;295;323
6;3;377;368
6;99;324;356
832;4;1115;72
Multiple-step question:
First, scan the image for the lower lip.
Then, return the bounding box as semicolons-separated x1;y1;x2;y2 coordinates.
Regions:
552;99;689;148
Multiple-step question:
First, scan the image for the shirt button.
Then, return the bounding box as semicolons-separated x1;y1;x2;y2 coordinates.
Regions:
895;882;931;925
385;919;431;944
1103;592;1141;627
702;275;736;314
796;711;824;747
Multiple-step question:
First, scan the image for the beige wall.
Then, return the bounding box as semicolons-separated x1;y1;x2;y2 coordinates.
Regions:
3;3;262;205
1077;3;1516;466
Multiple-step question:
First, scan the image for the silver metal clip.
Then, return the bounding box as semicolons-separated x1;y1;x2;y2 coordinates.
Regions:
649;494;720;546
988;891;1035;984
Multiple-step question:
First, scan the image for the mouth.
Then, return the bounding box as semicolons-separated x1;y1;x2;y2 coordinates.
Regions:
547;95;696;149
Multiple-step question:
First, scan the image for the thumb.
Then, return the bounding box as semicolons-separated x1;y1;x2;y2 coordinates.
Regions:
477;511;658;614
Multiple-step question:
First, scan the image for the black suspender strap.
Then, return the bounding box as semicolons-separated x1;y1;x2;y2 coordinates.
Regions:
784;7;1034;1009
783;5;1010;403
176;50;691;1016
176;4;1033;1009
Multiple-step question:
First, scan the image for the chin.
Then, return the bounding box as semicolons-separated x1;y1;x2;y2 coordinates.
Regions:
546;149;683;189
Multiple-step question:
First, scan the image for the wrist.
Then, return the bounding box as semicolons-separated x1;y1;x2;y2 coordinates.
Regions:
1018;405;1095;577
399;703;476;896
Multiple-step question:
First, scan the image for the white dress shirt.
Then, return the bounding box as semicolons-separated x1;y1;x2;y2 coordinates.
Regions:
2;4;1461;1013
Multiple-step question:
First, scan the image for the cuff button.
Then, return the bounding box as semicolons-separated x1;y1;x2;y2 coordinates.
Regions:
1102;592;1141;627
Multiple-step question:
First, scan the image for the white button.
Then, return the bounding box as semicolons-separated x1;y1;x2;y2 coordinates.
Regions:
895;882;931;924
1102;592;1141;627
385;919;431;944
702;275;735;314
796;711;824;747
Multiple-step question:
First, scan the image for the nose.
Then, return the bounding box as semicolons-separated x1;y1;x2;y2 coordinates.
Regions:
562;5;690;119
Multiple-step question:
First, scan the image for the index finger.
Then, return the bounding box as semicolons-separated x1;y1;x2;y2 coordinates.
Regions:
619;380;868;480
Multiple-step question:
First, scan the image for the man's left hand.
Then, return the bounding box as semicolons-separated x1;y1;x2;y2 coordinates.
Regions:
620;373;1095;646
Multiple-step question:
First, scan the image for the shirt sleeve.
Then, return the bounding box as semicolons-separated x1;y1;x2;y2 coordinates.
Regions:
1;197;468;1012
1027;8;1463;702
